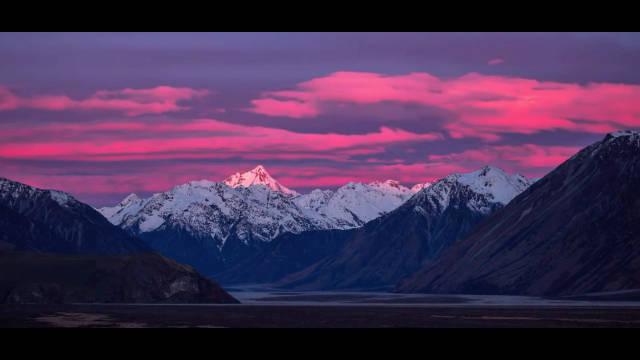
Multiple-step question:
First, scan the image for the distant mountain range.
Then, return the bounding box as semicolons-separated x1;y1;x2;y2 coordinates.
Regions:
0;178;237;304
99;165;431;275
244;166;533;290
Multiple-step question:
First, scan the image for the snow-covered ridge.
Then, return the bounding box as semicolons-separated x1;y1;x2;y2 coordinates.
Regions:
456;166;531;205
414;166;533;214
99;164;532;248
609;130;640;138
293;180;419;228
101;179;311;244
99;166;436;245
0;177;77;208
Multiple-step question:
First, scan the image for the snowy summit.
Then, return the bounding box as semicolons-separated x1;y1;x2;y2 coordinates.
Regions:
224;165;299;196
412;166;534;215
456;166;531;205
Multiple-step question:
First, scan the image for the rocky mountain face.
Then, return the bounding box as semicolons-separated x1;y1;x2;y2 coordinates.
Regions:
241;167;533;290
99;165;429;276
397;131;640;297
0;178;238;304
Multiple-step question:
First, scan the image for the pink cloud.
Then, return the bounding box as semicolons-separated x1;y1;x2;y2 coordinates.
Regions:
429;144;581;171
0;123;573;199
0;115;448;200
0;118;441;162
488;58;504;65
247;71;640;140
249;98;318;118
0;85;210;116
0;87;20;110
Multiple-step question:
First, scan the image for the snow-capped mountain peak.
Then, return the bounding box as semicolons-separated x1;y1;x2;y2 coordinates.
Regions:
223;165;299;195
456;165;531;205
458;166;531;205
412;166;533;215
98;192;147;227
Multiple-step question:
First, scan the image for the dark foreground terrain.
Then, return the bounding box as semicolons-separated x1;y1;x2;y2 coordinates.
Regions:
4;289;640;327
0;251;238;304
3;303;640;328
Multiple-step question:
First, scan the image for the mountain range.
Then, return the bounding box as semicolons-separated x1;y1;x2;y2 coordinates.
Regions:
99;165;431;275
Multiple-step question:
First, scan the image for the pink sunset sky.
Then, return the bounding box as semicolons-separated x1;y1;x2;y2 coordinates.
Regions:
1;32;639;206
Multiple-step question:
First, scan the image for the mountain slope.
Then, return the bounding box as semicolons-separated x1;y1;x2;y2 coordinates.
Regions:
0;178;149;255
397;131;640;296
217;229;355;284
0;178;238;304
275;167;532;290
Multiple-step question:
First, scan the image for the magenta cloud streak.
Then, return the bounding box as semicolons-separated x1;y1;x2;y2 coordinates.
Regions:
248;71;640;140
0;86;210;116
2;70;639;203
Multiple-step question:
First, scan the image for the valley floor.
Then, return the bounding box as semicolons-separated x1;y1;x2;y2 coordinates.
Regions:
4;288;640;327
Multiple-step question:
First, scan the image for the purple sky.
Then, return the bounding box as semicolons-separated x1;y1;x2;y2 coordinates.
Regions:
1;32;639;206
